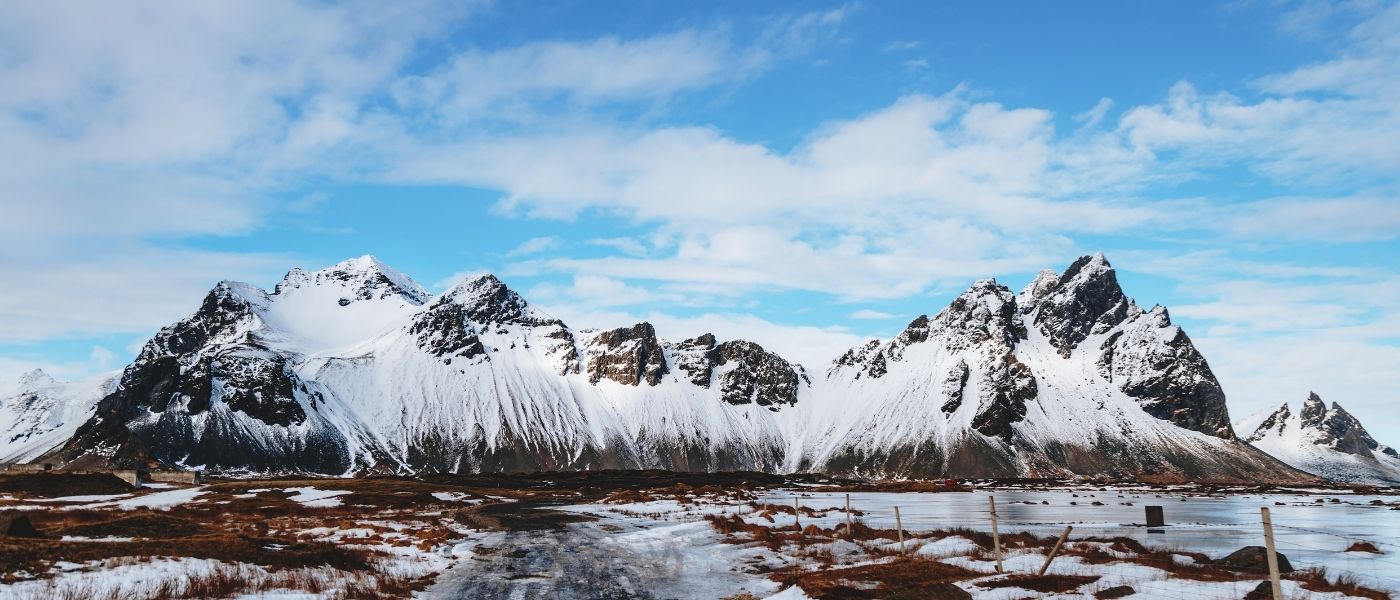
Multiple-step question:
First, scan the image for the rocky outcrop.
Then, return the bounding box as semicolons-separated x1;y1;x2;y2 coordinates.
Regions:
584;323;668;386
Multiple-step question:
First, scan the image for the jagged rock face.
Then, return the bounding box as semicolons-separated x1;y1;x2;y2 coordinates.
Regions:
1033;255;1131;357
105;285;307;427
584;323;669;386
1094;306;1234;438
712;340;804;409
1299;393;1328;429
411;299;488;361
1028;255;1234;439
971;353;1035;441
415;275;580;376
1242;392;1400;485
669;335;806;409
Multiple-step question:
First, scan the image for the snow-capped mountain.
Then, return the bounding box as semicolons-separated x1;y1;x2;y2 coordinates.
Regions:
0;369;118;464
1240;392;1400;485
36;253;1310;482
46;257;800;474
794;254;1302;482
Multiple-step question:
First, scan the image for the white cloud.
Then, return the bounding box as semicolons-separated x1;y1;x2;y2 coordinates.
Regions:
506;236;563;257
849;309;898;320
0;247;294;342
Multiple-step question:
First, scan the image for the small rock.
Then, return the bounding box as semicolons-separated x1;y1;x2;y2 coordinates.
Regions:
1095;585;1136;599
1244;581;1274;600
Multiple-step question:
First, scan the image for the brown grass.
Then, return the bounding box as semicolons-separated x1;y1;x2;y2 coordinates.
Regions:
1291;567;1392;600
772;556;978;599
977;573;1099;593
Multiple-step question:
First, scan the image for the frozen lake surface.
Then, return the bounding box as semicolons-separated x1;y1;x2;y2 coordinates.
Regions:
761;486;1400;593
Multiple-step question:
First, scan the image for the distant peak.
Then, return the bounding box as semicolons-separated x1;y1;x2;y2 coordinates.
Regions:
17;368;55;389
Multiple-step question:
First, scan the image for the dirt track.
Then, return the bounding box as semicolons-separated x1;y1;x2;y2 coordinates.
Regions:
427;503;678;600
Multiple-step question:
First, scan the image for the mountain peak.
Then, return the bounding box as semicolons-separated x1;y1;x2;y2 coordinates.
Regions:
1030;254;1130;357
17;368;56;390
274;255;430;305
440;274;556;328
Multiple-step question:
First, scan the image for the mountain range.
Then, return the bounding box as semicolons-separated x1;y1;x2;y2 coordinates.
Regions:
1239;392;1400;485
1;253;1387;484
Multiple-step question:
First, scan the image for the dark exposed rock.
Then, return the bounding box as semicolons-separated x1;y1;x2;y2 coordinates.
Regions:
411;299;488;361
971;353;1035;442
1099;309;1234;438
712;341;802;409
584;323;669;386
940;359;969;414
1032;254;1128;357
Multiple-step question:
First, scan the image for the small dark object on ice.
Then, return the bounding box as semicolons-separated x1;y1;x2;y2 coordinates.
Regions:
1095;585;1136;599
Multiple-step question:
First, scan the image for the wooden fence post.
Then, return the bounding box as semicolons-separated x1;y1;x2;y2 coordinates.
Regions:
895;506;905;556
1037;526;1073;576
794;496;801;532
1261;507;1283;599
845;493;853;540
989;496;1004;574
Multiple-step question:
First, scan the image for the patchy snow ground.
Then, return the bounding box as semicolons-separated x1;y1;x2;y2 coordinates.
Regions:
4;483;1396;598
283;487;351;508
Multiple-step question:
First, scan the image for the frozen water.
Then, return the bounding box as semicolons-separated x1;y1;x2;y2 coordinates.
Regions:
761;487;1400;592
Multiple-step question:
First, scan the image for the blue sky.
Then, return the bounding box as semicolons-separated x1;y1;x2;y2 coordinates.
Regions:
2;1;1398;439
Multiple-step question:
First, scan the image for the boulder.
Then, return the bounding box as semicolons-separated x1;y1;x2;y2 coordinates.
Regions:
1215;546;1293;574
0;510;39;537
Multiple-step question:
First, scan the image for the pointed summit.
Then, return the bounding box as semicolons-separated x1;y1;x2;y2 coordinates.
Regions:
1030;254;1130;356
1300;391;1327;428
440;274;541;326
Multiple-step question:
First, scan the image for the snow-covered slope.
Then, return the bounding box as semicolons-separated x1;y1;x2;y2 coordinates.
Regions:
795;254;1304;482
0;369;118;464
1241;392;1400;485
39;253;1311;482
